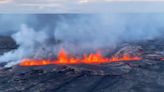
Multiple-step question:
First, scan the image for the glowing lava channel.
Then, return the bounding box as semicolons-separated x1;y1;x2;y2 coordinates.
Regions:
19;49;141;66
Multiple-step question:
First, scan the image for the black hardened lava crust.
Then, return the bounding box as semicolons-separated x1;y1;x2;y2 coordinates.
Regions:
1;37;164;92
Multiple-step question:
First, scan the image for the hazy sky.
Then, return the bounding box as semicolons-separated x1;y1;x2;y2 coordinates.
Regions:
0;0;164;13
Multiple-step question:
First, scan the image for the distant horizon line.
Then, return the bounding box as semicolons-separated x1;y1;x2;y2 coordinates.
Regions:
0;2;164;13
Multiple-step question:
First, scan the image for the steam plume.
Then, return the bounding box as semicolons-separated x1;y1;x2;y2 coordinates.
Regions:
0;14;164;67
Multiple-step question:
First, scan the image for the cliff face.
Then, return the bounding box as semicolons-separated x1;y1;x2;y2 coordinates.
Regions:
0;37;164;92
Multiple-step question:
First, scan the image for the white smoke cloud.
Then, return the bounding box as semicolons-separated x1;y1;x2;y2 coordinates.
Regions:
55;14;164;49
0;14;164;67
0;24;49;67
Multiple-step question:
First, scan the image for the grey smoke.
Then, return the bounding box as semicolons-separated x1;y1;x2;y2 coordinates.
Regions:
55;14;164;49
0;14;164;67
0;24;49;67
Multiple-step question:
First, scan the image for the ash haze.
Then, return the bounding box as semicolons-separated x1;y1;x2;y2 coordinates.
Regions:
0;14;164;67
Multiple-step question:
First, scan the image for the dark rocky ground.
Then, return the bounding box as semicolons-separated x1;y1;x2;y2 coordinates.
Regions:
0;37;164;92
0;36;17;55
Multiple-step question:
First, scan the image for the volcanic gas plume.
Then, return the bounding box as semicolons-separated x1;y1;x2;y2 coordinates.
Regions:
1;14;164;67
19;48;141;66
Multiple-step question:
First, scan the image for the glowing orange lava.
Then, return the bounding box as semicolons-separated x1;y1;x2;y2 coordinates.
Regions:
19;49;141;66
161;58;164;61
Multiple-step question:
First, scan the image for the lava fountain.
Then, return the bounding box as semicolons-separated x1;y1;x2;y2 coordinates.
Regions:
19;48;141;66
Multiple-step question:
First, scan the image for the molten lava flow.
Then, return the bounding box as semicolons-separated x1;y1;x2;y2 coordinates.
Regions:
19;49;141;66
161;58;164;61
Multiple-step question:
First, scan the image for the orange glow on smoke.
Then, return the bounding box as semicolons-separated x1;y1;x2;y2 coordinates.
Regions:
19;49;141;66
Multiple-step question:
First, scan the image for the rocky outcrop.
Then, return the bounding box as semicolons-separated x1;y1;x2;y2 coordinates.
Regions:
0;36;17;55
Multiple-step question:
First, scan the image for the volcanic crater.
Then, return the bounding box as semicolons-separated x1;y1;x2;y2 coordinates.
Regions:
0;37;164;92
